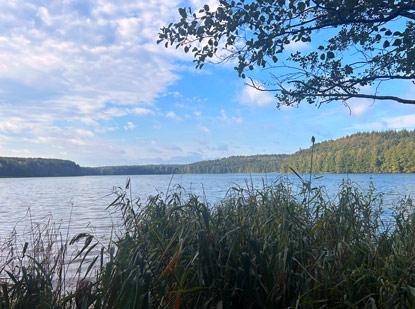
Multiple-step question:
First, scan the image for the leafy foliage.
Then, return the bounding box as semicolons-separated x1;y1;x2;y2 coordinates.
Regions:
283;130;415;173
159;0;415;106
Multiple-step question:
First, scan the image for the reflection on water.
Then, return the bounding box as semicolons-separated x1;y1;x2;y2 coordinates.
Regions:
0;173;414;242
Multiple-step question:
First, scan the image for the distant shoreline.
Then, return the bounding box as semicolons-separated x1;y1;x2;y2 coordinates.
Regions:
0;171;414;180
2;129;415;177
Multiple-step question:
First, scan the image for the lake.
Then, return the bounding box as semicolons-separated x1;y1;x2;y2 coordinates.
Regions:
0;173;414;244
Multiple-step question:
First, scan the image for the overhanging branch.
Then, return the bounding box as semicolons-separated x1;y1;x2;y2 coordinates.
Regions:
246;78;415;105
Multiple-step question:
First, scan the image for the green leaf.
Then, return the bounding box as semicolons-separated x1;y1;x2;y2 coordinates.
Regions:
22;241;28;256
345;65;353;74
327;51;334;59
60;293;76;303
311;221;323;234
383;40;390;48
178;8;187;18
405;285;415;297
169;286;204;294
392;39;402;46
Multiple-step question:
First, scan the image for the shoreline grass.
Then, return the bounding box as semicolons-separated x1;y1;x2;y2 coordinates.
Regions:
1;179;415;308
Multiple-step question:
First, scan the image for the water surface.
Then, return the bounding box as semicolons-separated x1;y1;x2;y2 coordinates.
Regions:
0;173;414;243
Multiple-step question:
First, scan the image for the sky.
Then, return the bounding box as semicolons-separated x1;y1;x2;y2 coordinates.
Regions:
1;0;415;167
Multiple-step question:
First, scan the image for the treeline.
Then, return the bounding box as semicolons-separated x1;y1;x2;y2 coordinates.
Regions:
282;130;415;173
2;130;414;177
83;154;288;176
0;154;288;178
0;157;82;177
180;154;288;174
82;165;179;176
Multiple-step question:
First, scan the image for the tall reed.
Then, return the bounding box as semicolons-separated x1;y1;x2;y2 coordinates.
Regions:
1;179;415;308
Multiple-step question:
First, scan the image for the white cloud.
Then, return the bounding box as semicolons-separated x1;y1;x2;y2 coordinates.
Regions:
68;138;86;145
124;122;135;130
382;114;415;128
165;111;182;121
0;0;184;134
285;40;309;52
0;117;36;133
163;91;181;98
131;107;154;115
37;7;52;26
189;0;220;12
0;0;253;166
232;116;243;124
220;109;243;124
76;129;95;137
353;114;415;130
238;83;275;107
346;98;372;116
199;126;210;133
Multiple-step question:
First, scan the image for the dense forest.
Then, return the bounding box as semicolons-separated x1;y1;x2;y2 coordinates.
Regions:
82;164;179;176
283;130;415;173
179;154;288;174
0;154;288;177
1;130;415;177
0;157;82;177
83;154;288;176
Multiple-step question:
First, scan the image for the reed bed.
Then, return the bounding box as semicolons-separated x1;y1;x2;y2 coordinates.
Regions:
1;178;415;308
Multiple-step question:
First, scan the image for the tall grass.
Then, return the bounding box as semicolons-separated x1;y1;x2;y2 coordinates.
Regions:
1;179;415;308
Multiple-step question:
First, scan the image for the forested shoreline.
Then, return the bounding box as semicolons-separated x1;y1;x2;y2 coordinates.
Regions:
0;154;289;177
282;130;415;174
1;130;414;177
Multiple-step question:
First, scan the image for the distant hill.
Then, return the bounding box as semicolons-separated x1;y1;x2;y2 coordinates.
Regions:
282;130;415;174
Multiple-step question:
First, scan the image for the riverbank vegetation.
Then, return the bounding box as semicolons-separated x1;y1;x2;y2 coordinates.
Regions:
1;179;415;307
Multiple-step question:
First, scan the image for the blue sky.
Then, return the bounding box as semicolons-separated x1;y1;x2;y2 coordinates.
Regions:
0;0;415;166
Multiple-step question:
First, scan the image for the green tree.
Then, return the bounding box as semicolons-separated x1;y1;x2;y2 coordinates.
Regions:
159;0;415;107
282;130;415;173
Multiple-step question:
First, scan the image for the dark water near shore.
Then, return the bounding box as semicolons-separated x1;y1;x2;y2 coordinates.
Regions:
0;173;414;243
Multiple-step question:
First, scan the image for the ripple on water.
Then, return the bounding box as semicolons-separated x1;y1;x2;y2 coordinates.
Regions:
0;173;414;242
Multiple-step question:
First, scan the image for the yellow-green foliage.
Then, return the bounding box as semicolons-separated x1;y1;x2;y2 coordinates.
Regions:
283;130;415;173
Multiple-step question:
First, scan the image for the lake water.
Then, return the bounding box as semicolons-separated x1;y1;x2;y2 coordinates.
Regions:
0;173;414;244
